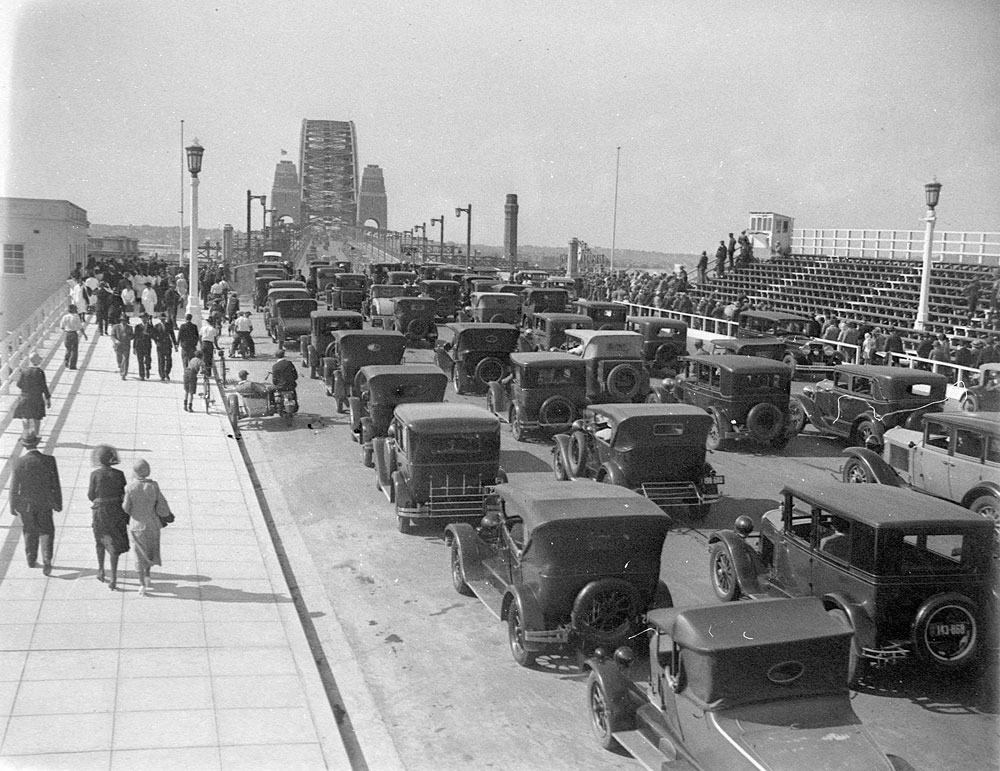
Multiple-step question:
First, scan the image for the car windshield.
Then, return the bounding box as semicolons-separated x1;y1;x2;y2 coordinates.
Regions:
337;277;366;289
875;528;989;576
773;320;811;335
734;373;785;392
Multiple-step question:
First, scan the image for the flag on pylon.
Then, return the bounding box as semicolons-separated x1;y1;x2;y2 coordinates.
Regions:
280;149;288;155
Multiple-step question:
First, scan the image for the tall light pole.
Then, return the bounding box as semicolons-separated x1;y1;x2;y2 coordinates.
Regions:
611;146;621;274
413;222;427;264
914;180;943;331
430;215;444;262
185;139;204;324
455;204;471;265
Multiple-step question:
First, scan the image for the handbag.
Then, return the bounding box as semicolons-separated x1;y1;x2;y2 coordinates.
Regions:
152;481;175;527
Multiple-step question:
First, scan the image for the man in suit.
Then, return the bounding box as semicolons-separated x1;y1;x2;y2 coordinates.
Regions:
10;433;62;575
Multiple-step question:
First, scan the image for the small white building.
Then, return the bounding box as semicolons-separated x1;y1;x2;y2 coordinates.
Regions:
0;197;89;339
748;211;794;257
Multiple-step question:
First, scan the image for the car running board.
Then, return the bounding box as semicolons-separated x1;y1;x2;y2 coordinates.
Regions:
613;729;698;771
465;578;504;620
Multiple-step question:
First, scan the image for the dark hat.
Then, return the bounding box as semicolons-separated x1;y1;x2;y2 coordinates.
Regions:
21;433;41;448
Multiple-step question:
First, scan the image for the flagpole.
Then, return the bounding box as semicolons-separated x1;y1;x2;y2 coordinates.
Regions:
610;146;621;273
179;119;185;271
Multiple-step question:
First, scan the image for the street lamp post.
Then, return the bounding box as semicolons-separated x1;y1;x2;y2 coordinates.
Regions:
455;204;471;264
185;139;204;325
430;216;444;262
914;180;943;331
413;223;427;264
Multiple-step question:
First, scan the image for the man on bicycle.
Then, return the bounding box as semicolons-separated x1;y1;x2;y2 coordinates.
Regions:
229;311;255;358
199;316;221;371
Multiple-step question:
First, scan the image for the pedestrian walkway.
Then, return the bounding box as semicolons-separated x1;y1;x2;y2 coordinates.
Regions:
0;330;349;770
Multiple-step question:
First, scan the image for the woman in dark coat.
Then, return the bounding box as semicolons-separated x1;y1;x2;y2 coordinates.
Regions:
13;352;50;438
87;444;130;590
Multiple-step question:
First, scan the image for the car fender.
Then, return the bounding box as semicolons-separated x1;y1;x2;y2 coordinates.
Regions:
822;593;877;652
648;384;674;404
581;655;639;727
372;437;394;494
841;447;902;486
597;462;627;487
487;380;508;416
790;393;822;425
500;585;545;635
444;523;490;584
707;530;763;596
961;482;1000;510
552;432;575;477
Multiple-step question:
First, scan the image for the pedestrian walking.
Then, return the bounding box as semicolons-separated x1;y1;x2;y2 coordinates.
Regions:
109;315;134;379
140;282;157;317
199;317;220;370
59;304;89;370
861;332;876;365
69;277;87;321
151;313;177;380
183;352;203;412
87;444;129;590
885;327;905;366
94;282;112;334
9;433;62;575
163;283;181;323
121;285;136;315
13;352;51;438
133;315;153;380
123;459;172;596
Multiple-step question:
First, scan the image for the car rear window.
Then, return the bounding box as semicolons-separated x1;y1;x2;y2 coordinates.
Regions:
653;422;685;436
735;373;785;392
876;529;988;576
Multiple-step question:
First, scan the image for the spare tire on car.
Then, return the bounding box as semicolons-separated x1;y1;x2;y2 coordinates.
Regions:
606;364;642;401
571;578;641;646
746;402;783;443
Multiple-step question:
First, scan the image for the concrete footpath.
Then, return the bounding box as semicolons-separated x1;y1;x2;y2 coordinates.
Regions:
0;328;353;771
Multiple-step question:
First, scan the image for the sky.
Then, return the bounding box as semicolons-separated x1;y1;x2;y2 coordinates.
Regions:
2;0;999;254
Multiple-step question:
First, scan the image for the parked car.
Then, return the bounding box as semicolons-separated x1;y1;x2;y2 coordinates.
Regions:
435;323;521;395
518;312;593;353
486;352;588;440
737;310;842;376
349;364;448;468
492;282;527;297
374;403;505;532
959;363;1000;412
386;270;418;286
418;279;462;321
263;287;309;336
521;287;570;326
312;266;343;299
564;329;651;404
253;274;284;310
271;298;318;349
790;364;948;448
652;354;795;450
299;310;363;378
365;283;408;324
445;478;672;666
625;316;688;374
460;292;521;325
842;411;1000;543
551;403;723;519
574;299;628;331
542;275;581;301
707;335;786;360
321;329;406;413
584;597;906;770
512;269;550;285
390;296;439;346
326;273;367;312
708;483;993;682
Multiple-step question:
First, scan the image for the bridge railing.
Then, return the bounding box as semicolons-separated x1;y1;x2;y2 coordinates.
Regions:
792;228;1000;266
1;286;69;395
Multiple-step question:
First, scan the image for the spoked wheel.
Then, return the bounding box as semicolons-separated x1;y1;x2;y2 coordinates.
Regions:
451;542;474;596
843;458;875;484
970;495;1000;546
510;408;526;442
507;605;535;667
586;672;625;751
705;413;722;451
709;543;739;601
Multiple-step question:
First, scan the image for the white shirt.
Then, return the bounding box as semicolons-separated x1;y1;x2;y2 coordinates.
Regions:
60;313;85;333
199;323;219;344
234;316;253;333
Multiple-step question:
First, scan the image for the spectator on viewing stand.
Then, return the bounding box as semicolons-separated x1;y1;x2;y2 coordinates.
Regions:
715;241;727;279
976;335;1000;367
696;251;708;284
885;327;905;365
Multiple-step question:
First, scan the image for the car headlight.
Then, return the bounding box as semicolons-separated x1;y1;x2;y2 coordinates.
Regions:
823;345;835;357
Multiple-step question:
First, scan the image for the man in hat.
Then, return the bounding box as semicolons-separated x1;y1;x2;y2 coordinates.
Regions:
976;335;1000;367
10;433;62;574
133;314;153;380
177;312;199;368
109;314;134;379
696;251;708;285
151;312;177;380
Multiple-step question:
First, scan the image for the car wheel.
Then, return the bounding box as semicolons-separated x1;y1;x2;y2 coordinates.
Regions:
788;398;807;434
853;419;878;448
961;393;980;413
827;608;863;687
568;430;589;477
969;494;1000;545
782;353;797;377
705;412;722;452
709;543;740;602
746;402;783;444
510;407;526;442
507;605;535;668
572;579;640;646
913;593;979;669
606;364;642;401
406;318;429;339
843;458;875;484
653;344;675;372
450;542;474;597
586;672;625;751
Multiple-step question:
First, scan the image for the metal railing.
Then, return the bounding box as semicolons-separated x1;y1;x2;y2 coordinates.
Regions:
792;228;1000;266
1;287;69;395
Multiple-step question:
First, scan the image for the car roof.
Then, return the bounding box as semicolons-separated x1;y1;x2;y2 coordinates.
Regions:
626;316;687;330
334;272;367;280
534;313;591;323
421;279;459;286
311;310;362;319
921;411;1000;436
564;329;641;343
646;598;848;652
833;364;948;383
509;352;587;368
448;322;520;334
358;363;447;382
394;403;499;431
267;287;308;297
781;483;992;529
575;299;622;307
471;292;520;300
333;329;405;341
740;310;812;322
588;403;709;423
683;354;790;373
494;478;668;531
711;336;785;349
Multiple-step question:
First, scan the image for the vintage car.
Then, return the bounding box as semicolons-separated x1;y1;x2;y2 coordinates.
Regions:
459;292;521;325
521;287;570;326
551;403;723;519
374;403;505;532
445;478;672;665
271;298;318;349
842;411;1000;542
790;365;948;448
542;275;581;301
653;355;796;450
459;274;499;302
263;286;309;335
574;299;628;331
564;329;651;404
708;484;993;683
512;269;550;285
707;335;786;361
253;273;285;310
321;329;406;413
390;296;439;346
418;279;462;321
299;310;363;378
365;283;408;324
625;316;688;374
584;597;907;770
333;259;352;273
518;312;594;353
311;266;343;298
486;352;588;440
737;310;842;376
367;261;409;286
435;323;520;395
386;270;418;286
325;272;367;312
492;282;527;297
349;364;448;468
959;362;1000;412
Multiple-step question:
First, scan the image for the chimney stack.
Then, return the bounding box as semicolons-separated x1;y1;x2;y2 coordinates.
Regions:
567;238;579;277
504;194;519;275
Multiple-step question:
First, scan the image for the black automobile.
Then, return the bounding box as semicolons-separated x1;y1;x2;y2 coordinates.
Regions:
574;299;628;331
299;310;363;378
737;310;843;376
518;312;594;353
435;323;521;395
625;316;688;374
322;329;407;413
486;352;588;441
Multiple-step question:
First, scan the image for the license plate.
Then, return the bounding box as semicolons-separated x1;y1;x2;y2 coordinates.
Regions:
929;622;966;637
703;475;725;485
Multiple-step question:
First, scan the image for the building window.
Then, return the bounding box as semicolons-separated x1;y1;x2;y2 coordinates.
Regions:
3;244;25;274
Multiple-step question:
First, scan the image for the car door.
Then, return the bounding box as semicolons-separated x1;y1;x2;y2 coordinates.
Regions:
681;361;716;411
770;500;814;597
916;418;954;499
949;426;987;500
